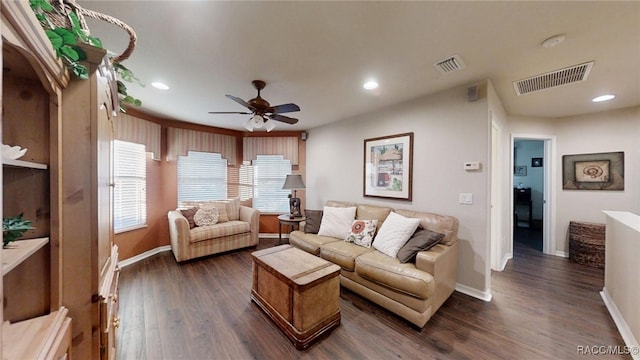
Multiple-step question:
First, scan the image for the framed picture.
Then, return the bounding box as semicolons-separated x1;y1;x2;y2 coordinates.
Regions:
514;165;527;176
562;151;624;190
363;132;413;200
531;157;543;167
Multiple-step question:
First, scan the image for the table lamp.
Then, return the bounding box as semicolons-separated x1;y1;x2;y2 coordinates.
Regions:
282;174;305;218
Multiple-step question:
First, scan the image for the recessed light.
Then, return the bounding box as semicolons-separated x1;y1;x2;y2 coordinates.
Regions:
592;94;615;102
541;34;566;48
151;82;170;90
363;80;378;90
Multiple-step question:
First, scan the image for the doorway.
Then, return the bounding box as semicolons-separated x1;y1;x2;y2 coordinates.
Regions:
511;135;556;256
513;140;544;251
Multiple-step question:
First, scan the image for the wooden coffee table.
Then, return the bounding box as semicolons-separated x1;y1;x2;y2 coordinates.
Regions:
251;245;341;349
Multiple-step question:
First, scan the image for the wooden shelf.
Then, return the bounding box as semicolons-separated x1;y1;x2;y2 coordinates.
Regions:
2;237;49;276
2;307;72;360
2;158;48;170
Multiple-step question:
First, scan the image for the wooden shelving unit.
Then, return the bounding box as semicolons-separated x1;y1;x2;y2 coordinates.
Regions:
2;158;48;170
1;237;49;276
2;307;71;360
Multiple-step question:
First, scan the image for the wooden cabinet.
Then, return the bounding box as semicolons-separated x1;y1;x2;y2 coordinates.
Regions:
1;1;117;359
514;187;533;227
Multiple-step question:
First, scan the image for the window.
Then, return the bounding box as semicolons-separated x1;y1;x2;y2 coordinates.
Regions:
252;155;291;213
113;140;147;232
177;151;227;206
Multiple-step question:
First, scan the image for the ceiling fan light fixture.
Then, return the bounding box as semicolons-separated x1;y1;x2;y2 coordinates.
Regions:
265;120;276;132
243;118;254;132
251;114;264;128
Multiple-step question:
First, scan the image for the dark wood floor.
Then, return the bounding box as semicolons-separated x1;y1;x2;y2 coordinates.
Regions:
116;238;629;360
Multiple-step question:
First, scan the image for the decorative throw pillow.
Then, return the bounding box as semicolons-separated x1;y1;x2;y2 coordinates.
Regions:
345;220;378;248
317;206;357;239
304;209;323;234
194;207;219;227
203;202;229;223
180;207;198;229
397;228;445;263
372;212;421;258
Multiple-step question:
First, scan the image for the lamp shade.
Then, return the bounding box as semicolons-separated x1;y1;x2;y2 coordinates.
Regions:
282;174;306;190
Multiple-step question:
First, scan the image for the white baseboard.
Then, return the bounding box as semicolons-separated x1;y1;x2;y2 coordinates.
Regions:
555;250;568;258
259;233;281;239
118;245;172;268
600;288;640;360
499;253;513;271
456;283;492;302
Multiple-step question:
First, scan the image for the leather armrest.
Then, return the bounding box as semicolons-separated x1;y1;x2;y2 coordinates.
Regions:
415;242;457;289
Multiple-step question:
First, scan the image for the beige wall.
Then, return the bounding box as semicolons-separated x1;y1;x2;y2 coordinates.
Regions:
306;82;492;294
510;106;640;255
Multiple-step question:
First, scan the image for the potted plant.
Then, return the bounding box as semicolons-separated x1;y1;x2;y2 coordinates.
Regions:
3;213;35;248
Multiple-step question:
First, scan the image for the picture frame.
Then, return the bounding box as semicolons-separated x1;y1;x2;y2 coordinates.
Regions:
562;151;624;190
531;157;543;167
363;132;413;200
514;165;527;176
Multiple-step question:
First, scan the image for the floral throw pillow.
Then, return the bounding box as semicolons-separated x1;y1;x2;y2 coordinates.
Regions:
345;220;378;248
194;207;219;227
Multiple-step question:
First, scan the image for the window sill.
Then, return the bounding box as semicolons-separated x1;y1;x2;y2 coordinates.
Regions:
115;224;148;235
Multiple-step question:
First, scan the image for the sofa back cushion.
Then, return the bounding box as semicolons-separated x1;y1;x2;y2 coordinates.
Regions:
394;209;459;246
181;198;242;222
356;204;392;231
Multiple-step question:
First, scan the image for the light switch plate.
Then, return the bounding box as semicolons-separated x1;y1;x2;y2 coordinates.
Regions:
459;193;473;205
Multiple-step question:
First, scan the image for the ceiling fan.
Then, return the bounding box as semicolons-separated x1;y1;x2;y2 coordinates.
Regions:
208;80;300;132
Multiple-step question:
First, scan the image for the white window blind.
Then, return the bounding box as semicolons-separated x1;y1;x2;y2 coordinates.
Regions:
114;140;147;232
239;161;254;202
252;155;291;213
177;151;227;206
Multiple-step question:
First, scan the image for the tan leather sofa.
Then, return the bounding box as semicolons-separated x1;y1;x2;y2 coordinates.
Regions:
168;199;260;262
289;200;458;328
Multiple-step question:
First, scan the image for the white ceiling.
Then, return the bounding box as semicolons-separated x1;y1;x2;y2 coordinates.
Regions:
79;1;640;132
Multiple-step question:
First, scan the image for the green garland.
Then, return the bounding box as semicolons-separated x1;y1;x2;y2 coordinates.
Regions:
29;0;143;111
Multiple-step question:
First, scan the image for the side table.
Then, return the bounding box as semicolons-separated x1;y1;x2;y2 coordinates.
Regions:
278;214;305;245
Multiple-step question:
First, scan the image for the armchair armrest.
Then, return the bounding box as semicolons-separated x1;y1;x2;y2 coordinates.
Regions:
239;206;260;245
168;210;191;261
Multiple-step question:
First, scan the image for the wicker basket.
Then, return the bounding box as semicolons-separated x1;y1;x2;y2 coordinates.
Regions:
44;0;136;63
569;221;605;268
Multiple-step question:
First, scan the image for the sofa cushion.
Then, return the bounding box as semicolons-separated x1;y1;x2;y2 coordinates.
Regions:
317;206;357;239
189;220;250;242
223;198;241;221
303;209;323;234
355;251;435;299
397;228;445;263
194;207;219;227
345;219;377;248
394;209;459;246
289;231;341;256
180;207;198;229
356;205;391;233
372;212;421;258
320;241;374;271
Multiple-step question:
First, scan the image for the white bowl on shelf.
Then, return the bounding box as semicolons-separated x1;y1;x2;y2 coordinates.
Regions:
1;144;28;160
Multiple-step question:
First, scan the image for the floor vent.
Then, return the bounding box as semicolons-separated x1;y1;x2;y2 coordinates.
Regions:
434;55;465;74
513;61;594;95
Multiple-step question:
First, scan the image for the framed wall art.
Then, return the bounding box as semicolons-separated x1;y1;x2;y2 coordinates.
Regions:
363;132;413;200
514;165;527;176
562;151;624;190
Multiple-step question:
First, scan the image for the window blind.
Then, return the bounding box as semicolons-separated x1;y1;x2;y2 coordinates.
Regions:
113;140;147;232
178;151;228;206
252;155;291;213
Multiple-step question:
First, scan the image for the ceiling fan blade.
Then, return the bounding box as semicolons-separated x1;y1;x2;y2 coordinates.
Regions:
268;114;298;125
208;111;252;114
269;103;300;114
225;94;255;111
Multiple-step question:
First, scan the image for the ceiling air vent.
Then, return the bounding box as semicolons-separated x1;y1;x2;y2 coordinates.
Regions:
434;55;465;74
513;61;594;95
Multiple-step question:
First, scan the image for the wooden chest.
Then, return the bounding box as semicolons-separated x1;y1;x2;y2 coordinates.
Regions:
251;245;341;349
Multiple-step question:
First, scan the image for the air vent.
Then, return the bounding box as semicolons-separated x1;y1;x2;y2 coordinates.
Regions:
433;55;465;74
513;61;594;95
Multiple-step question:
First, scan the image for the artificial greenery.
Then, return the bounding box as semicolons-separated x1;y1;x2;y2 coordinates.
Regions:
3;213;34;248
29;0;143;111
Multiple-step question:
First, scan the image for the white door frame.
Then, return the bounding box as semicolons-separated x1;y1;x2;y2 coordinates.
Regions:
490;120;503;270
510;134;557;256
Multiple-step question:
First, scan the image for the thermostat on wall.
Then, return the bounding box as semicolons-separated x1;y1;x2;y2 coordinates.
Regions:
464;161;481;171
